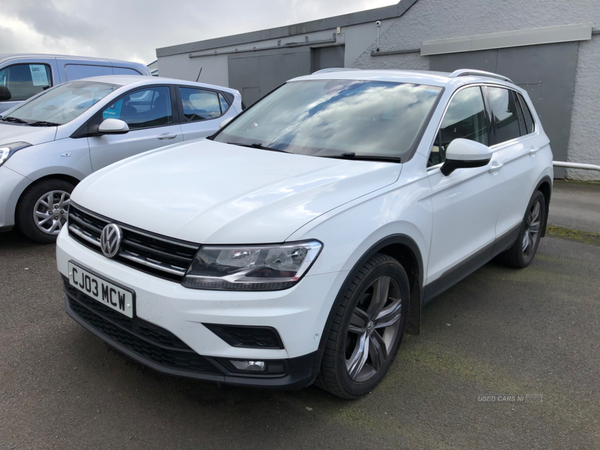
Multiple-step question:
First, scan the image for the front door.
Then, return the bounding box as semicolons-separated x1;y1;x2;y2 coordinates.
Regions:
88;85;182;171
425;86;505;287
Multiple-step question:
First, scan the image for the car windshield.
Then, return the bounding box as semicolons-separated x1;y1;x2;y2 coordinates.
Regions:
214;79;442;160
2;80;119;126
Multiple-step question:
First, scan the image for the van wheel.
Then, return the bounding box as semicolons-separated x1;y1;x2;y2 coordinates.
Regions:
315;253;410;399
497;190;546;268
16;178;74;244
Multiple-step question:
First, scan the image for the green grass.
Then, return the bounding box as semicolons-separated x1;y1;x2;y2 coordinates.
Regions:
546;226;600;247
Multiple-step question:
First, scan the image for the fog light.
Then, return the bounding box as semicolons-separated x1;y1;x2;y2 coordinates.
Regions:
230;360;267;372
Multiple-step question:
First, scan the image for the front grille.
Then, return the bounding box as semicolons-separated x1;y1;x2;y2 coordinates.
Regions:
64;279;221;374
68;203;199;282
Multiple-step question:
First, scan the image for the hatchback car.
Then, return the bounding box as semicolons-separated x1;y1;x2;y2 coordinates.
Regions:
56;69;553;398
0;75;242;243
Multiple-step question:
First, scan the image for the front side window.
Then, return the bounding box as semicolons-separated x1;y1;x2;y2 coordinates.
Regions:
102;86;172;130
429;86;488;166
3;80;117;125
180;88;222;122
486;87;521;144
215;80;442;159
0;63;52;101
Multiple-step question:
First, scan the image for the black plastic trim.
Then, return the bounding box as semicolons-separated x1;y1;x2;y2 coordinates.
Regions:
441;157;491;176
204;323;284;349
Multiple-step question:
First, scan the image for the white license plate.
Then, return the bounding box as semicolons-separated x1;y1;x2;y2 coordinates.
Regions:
68;261;134;318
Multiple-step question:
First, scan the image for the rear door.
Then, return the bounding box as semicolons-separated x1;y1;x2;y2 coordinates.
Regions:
88;84;183;171
426;85;505;287
176;86;237;141
485;86;550;238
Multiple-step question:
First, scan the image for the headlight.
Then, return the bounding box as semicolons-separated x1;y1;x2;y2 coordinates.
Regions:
0;142;31;167
182;240;323;291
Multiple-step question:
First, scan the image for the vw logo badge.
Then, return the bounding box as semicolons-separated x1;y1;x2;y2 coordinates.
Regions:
100;223;122;258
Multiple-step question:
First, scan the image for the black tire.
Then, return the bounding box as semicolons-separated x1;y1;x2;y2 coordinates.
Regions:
16;178;75;244
497;190;546;268
315;253;410;399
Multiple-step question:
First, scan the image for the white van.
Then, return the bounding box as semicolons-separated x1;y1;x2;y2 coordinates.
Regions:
0;54;150;114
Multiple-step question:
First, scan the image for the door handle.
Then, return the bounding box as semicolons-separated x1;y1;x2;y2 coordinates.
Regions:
529;146;540;156
158;133;177;140
488;161;504;174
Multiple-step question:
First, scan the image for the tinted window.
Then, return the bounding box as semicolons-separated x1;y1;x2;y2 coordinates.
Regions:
429;86;488;166
5;80;117;125
180;88;221;122
113;67;141;76
103;86;172;130
0;64;52;101
219;93;230;114
486;87;521;144
517;93;535;134
65;64;113;81
513;92;527;136
215;80;442;158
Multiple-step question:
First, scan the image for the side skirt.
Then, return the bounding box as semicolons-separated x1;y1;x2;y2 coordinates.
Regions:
422;223;521;304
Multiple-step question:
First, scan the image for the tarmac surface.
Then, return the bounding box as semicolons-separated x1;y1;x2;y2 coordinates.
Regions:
1;181;599;449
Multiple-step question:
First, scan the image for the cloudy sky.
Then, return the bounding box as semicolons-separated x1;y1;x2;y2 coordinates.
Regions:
0;0;397;65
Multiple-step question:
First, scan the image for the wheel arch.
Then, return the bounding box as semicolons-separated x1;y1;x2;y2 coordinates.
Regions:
534;175;552;237
309;234;424;385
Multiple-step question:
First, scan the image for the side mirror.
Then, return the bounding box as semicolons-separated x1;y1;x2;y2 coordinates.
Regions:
219;117;234;129
98;118;129;135
441;138;492;176
0;86;12;101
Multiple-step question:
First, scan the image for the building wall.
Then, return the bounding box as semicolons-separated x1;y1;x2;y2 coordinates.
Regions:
157;20;396;88
352;0;600;180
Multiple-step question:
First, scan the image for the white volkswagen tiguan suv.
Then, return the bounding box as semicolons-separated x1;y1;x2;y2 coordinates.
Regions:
56;69;553;398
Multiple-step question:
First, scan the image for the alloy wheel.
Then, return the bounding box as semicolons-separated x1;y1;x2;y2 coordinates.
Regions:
33;190;71;235
345;275;403;383
522;199;541;257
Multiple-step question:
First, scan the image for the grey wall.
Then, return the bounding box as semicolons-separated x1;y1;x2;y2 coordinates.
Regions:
352;0;600;181
228;47;311;106
429;42;580;178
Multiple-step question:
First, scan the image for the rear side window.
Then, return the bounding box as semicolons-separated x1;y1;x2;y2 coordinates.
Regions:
486;87;521;144
113;67;142;76
180;87;222;122
102;86;172;130
219;92;231;114
517;93;535;134
429;86;488;166
65;64;112;81
0;63;52;101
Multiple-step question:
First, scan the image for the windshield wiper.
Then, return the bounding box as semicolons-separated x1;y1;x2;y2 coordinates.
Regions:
1;116;28;124
28;120;60;127
227;142;289;153
323;152;402;163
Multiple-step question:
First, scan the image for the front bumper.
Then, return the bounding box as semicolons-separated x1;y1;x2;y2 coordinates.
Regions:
0;165;29;229
57;229;346;388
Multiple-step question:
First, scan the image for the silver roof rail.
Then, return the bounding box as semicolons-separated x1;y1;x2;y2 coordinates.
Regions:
312;68;361;74
450;69;513;84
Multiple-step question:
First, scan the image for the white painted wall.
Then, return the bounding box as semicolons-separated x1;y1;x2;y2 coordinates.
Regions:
353;0;600;180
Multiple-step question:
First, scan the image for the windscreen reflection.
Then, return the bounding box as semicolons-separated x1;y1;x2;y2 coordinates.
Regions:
216;80;442;158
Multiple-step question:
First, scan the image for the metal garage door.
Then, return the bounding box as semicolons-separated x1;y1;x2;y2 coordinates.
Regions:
430;42;579;178
228;47;311;107
228;45;345;107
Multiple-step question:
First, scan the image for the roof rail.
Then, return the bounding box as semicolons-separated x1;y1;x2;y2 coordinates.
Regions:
312;68;361;74
450;69;513;84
